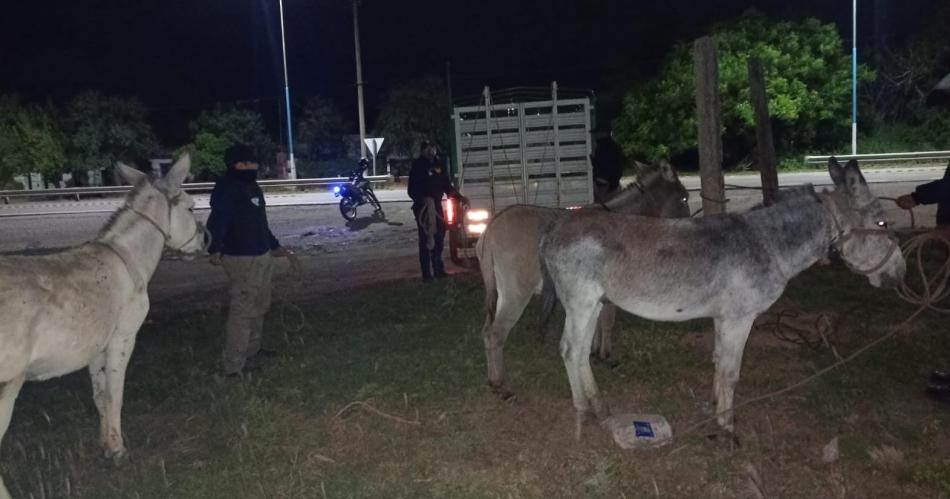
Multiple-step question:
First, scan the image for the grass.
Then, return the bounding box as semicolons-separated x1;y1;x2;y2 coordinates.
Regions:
4;261;950;497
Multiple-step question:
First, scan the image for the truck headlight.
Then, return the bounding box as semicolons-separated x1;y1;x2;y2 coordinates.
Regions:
467;223;487;235
466;209;489;222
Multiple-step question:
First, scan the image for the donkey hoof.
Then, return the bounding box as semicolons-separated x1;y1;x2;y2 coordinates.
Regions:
592;401;611;422
705;429;741;451
574;409;598;441
105;448;129;467
591;355;621;370
489;383;517;403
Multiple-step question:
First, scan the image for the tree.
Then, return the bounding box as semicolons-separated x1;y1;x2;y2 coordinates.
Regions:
187;105;274;179
294;95;353;177
63;91;158;184
0;96;65;187
862;3;950;151
613;12;872;165
375;77;452;160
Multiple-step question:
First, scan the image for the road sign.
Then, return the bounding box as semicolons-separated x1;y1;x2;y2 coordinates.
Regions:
363;137;384;156
363;137;385;175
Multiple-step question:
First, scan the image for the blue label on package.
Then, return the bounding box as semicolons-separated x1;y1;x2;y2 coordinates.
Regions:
633;421;654;438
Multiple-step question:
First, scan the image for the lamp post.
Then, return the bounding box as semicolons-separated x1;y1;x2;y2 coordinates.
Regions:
852;0;858;155
278;0;297;179
353;0;367;159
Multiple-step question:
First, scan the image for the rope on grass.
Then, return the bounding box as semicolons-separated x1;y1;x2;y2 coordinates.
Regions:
334;400;421;426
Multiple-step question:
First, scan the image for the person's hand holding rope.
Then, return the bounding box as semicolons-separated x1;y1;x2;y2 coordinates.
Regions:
896;194;917;210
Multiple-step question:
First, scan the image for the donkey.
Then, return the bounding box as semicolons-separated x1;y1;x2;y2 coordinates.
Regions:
477;163;690;399
0;156;203;499
540;158;906;441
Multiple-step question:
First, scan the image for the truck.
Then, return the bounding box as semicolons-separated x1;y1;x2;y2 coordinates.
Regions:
445;82;596;267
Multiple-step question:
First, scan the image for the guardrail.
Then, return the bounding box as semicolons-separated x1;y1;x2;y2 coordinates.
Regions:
804;150;950;165
1;175;392;204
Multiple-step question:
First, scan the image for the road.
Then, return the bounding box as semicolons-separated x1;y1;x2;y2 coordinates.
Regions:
0;166;943;218
0;167;941;310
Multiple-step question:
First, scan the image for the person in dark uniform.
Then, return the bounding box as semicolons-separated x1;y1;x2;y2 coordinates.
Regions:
407;141;467;281
897;160;950;402
206;144;291;377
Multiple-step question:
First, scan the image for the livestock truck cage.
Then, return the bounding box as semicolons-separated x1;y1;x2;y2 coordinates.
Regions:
446;83;595;266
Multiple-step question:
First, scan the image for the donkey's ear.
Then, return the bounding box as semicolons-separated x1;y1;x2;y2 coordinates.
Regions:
828;156;846;186
842;159;872;202
116;162;146;186
165;153;192;189
658;161;677;182
843;159;867;186
632;160;650;175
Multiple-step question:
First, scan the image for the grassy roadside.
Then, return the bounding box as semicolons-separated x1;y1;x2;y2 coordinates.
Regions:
3;261;950;497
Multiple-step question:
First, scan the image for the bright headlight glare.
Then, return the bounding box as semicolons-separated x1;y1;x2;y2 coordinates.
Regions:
466;210;489;221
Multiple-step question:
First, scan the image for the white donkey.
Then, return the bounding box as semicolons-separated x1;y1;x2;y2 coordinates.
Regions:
540;158;906;442
0;155;203;499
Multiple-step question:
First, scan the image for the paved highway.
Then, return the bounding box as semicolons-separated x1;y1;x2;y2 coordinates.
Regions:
0;166;943;218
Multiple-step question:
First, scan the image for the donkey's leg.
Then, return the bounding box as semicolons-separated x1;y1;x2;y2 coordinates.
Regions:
96;295;148;464
88;351;110;451
712;315;756;436
99;329;140;464
0;375;26;499
561;296;605;440
484;285;534;399
594;303;617;363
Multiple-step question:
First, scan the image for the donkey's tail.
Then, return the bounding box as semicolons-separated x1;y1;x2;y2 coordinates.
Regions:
476;231;498;323
538;245;558;338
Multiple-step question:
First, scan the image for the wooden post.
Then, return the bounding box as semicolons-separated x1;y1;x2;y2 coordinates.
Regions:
748;58;779;206
693;36;726;216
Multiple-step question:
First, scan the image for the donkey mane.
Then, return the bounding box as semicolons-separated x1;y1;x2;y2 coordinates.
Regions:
97;180;151;237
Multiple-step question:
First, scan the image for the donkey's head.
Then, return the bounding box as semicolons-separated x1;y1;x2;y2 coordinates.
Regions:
824;157;905;288
604;161;690;218
115;154;205;254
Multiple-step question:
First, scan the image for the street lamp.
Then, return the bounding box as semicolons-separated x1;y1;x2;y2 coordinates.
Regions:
852;0;858;155
278;0;297;179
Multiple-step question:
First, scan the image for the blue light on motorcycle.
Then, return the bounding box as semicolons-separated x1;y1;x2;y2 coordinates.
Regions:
333;186;341;194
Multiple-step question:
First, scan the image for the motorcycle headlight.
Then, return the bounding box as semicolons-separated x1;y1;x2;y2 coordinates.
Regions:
333;186;341;195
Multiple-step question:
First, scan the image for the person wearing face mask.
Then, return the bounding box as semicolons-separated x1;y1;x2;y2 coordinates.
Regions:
408;140;467;281
206;144;291;377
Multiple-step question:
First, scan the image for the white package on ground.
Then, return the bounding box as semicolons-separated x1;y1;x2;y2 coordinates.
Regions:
602;413;673;449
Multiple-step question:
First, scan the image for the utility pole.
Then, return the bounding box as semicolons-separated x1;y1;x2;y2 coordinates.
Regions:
852;0;858;155
353;0;367;159
278;0;297;178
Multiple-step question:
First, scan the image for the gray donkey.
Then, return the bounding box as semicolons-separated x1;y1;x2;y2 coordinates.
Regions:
477;164;690;399
540;158;906;441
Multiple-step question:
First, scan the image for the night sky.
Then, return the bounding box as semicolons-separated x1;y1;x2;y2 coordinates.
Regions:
0;0;930;144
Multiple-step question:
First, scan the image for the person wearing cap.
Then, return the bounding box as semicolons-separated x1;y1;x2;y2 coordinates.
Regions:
896;160;950;402
407;141;467;281
206;144;291;377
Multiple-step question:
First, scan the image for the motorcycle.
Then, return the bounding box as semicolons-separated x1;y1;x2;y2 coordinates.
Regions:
333;158;384;222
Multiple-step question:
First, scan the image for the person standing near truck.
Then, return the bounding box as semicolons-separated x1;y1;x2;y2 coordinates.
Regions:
407;141;467;281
